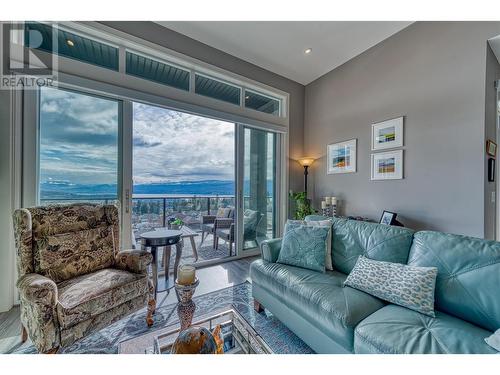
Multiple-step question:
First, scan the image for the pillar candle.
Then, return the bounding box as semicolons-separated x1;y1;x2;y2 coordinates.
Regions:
331;197;337;205
177;264;196;285
321;201;327;209
325;197;332;205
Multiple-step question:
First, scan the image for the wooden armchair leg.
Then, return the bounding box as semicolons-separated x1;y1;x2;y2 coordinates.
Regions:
21;325;28;343
254;300;264;313
147;298;156;327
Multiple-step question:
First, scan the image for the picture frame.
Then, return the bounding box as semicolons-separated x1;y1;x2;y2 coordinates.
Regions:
379;210;397;225
486;140;497;157
327;139;357;174
371;150;403;180
371;117;404;151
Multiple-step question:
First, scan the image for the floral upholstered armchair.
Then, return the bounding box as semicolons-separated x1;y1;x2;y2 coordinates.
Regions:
12;203;155;353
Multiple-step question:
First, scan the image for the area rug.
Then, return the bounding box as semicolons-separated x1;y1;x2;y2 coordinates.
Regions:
9;281;313;354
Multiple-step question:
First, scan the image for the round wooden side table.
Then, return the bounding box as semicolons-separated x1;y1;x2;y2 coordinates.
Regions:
140;229;182;299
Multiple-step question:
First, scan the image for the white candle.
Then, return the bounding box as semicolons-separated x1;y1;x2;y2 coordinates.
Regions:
321;201;327;209
331;197;337;205
177;264;196;285
325;197;332;205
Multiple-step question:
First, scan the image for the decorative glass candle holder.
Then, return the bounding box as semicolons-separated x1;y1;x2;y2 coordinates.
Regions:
175;278;200;305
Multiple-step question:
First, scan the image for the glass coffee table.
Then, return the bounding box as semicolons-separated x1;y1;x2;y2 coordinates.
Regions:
118;307;273;354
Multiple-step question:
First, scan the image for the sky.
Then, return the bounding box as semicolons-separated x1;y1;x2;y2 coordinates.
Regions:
39;87;235;186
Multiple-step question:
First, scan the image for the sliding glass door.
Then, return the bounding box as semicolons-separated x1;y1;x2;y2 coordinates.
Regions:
37;86;120;205
25;84;282;262
241;127;276;251
131;101;236;263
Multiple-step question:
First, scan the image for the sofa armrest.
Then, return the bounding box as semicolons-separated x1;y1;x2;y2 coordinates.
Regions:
260;238;282;263
17;273;58;307
115;249;153;274
202;215;216;224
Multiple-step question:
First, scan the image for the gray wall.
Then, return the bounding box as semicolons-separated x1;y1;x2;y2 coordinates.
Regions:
101;22;306;193
305;22;500;238
484;45;500;239
0;90;14;312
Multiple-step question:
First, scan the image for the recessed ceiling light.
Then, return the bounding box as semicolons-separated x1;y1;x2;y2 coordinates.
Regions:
66;39;75;47
304;48;312;55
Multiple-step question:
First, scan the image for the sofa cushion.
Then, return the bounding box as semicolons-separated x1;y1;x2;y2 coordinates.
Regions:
354;304;496;354
408;231;500;332
250;259;385;351
56;268;148;329
305;216;414;274
291;219;334;270
34;225;117;282
344;256;437;316
277;225;329;272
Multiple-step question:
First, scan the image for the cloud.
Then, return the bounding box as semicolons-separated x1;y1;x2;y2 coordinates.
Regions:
39;88;235;186
132;102;235;184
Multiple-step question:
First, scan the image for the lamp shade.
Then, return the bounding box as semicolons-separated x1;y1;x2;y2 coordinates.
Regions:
297;157;315;167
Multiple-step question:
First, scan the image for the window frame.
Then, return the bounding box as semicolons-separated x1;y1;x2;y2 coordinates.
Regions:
47;21;290;129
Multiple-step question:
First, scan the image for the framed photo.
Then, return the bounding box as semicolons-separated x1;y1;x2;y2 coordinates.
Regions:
379;210;397;225
486;140;497;157
371;150;403;180
327;139;357;174
371;117;404;151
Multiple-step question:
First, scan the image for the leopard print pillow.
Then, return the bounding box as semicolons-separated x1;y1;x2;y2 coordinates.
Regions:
344;256;438;317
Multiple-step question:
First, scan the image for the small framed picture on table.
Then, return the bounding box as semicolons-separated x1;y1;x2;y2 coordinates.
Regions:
380;211;397;225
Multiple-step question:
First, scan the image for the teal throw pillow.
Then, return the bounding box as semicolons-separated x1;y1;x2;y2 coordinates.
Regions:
344;256;438;317
277;224;329;272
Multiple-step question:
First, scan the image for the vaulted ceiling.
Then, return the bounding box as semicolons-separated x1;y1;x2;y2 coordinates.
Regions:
157;21;413;85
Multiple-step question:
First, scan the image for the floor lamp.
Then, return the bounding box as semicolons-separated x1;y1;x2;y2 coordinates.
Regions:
297;157;315;195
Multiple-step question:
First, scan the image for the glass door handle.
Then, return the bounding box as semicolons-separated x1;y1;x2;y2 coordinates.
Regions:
125;189;130;214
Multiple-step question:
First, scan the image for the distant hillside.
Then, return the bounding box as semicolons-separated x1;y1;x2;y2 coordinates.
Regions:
40;180;273;200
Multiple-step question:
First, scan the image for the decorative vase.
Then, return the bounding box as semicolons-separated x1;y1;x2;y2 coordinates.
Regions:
175;278;199;330
175;278;199;305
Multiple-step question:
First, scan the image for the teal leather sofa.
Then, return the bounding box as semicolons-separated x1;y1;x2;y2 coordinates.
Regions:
250;216;500;354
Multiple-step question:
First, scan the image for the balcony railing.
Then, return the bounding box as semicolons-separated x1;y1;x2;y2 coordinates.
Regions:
131;194;236;236
40;194;274;239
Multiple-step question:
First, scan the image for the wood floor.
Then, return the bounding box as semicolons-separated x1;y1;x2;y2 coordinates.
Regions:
0;256;257;354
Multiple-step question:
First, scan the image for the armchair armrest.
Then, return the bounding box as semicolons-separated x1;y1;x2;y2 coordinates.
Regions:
260;238;282;263
115;249;153;274
17;274;60;352
202;215;216;224
214;217;233;229
17;273;58;307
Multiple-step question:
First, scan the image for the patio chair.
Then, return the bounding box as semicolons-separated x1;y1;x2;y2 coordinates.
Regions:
200;207;234;248
215;209;263;255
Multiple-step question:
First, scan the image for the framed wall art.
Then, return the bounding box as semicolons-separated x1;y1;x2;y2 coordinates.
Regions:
371;117;404;151
327;139;357;174
371;150;403;180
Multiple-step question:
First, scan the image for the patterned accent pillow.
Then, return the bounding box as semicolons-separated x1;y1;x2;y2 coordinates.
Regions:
344;256;438;317
277;224;330;272
285;220;333;270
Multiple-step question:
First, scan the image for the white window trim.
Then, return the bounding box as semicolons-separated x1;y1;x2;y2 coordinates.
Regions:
52;21;290;127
